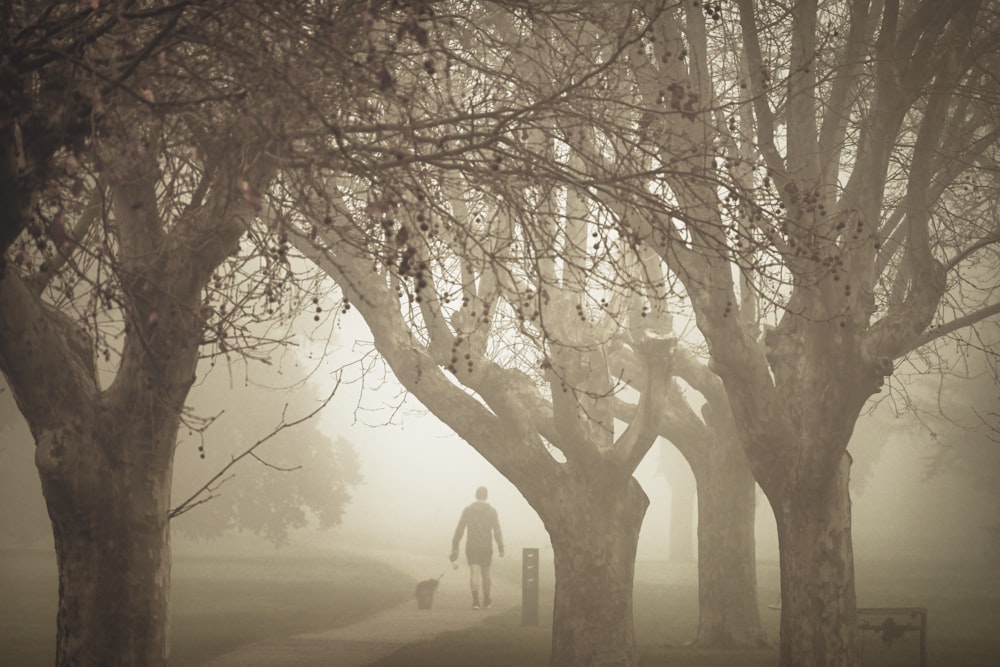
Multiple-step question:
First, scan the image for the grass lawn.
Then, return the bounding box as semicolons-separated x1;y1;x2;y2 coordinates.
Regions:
2;546;998;667
369;556;1000;667
0;546;415;667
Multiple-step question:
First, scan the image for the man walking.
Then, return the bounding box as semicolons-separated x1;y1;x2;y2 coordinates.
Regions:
450;486;504;609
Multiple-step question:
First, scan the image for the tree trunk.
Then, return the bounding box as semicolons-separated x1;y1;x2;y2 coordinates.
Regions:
666;461;696;563
35;412;175;666
692;436;769;648
545;477;648;667
773;453;857;667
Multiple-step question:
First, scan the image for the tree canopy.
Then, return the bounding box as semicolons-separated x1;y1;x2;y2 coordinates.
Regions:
2;2;998;666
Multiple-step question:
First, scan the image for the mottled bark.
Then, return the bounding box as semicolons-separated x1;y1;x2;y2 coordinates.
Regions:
1;144;259;663
36;419;175;666
692;436;768;648
747;321;873;667
3;293;190;666
772;454;857;667
546;478;648;667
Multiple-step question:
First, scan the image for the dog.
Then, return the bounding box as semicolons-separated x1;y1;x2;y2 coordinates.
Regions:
414;576;440;610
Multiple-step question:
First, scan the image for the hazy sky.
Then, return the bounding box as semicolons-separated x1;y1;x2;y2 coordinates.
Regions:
4;300;994;566
303;326;664;560
272;309;999;564
292;310;678;561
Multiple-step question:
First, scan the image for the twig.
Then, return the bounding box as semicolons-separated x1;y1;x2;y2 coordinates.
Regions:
248;450;301;472
168;375;340;519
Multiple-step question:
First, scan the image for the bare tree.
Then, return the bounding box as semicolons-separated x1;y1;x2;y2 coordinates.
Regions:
0;1;422;662
288;3;999;667
583;2;1000;666
615;345;769;648
277;7;680;666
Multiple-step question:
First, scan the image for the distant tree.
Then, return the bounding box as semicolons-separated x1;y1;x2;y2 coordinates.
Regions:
619;347;768;648
658;445;695;564
171;365;361;547
900;367;1000;561
2;367;361;552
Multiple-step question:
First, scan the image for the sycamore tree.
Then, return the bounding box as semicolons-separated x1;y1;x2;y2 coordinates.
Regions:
291;162;670;667
281;2;780;662
562;2;1000;666
288;4;997;667
0;1;439;663
277;6;679;665
617;345;769;648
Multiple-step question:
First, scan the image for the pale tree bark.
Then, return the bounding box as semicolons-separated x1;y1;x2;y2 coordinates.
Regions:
289;178;671;666
615;346;769;648
614;2;999;666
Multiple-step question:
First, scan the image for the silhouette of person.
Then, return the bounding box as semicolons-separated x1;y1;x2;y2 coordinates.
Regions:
450;485;504;609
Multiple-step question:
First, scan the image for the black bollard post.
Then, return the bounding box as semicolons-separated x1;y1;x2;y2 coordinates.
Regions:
522;547;539;626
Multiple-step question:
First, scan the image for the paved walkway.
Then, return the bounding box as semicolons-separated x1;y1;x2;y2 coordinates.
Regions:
203;551;520;667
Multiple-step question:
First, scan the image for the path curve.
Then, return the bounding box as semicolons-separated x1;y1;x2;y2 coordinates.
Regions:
202;550;520;667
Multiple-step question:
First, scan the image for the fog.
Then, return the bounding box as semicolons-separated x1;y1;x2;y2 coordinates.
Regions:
314;388;554;558
313;384;1000;567
3;327;999;569
310;388;678;561
271;317;1000;566
234;314;700;563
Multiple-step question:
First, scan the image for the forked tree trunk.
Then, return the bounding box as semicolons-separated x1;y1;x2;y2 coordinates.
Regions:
34;411;176;666
692;437;769;648
773;453;858;667
545;477;648;667
0;141;259;665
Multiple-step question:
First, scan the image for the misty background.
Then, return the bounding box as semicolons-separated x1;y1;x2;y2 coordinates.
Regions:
3;308;998;566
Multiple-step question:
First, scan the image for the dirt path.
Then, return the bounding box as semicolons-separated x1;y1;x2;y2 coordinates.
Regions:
202;550;520;667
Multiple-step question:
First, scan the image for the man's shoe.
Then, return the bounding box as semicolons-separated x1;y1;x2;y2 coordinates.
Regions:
483;598;492;609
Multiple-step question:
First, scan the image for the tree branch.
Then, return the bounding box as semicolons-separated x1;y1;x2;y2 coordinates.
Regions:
906;301;1000;353
0;270;97;428
613;333;675;473
169;383;337;519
